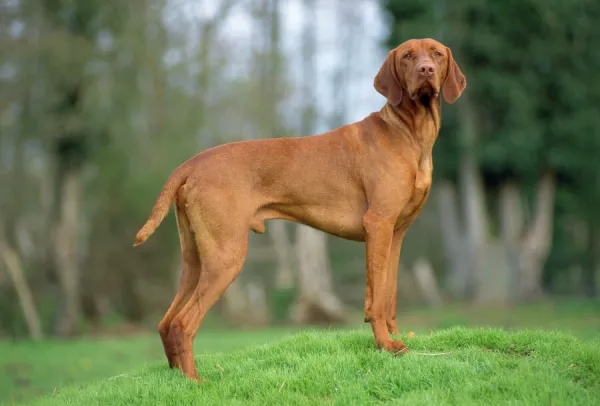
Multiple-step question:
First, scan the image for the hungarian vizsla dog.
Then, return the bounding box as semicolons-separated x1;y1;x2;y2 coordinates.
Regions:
134;38;466;381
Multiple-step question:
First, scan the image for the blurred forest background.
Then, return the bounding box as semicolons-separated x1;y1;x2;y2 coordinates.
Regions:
1;0;600;342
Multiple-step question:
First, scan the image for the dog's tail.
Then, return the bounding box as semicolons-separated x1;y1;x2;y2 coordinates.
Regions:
133;162;193;247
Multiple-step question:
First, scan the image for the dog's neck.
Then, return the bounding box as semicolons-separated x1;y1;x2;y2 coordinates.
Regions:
380;97;441;166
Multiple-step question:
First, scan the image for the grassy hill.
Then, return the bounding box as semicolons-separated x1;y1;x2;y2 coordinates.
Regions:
25;327;600;405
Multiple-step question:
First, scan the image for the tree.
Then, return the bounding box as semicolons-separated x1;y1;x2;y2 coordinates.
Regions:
380;0;600;301
290;0;350;325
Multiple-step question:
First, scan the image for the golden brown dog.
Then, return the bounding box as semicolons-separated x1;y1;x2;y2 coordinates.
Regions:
134;38;466;381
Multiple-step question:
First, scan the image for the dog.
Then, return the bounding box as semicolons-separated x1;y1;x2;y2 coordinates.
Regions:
134;38;466;381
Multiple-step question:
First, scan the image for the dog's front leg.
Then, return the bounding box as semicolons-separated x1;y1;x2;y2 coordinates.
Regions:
385;231;405;336
362;210;408;354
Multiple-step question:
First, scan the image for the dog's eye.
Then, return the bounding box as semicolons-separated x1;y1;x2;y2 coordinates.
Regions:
403;52;412;59
433;51;443;57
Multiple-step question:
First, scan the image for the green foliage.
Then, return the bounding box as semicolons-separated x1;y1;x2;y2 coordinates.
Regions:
26;328;600;406
1;0;223;334
381;0;600;290
383;0;600;181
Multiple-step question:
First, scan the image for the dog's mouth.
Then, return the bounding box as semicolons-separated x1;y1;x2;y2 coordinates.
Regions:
409;82;439;105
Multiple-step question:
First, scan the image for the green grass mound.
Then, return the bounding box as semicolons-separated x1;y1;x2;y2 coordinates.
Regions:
28;327;600;405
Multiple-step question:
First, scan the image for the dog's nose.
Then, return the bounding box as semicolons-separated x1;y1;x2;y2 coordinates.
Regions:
417;63;435;77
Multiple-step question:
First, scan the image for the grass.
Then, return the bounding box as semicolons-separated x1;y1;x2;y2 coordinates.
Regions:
0;327;301;405
24;327;600;405
2;300;599;404
397;299;600;340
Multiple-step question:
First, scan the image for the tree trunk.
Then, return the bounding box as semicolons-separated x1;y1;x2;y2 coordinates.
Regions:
261;0;294;293
581;227;598;298
458;99;486;300
53;167;83;336
269;220;296;323
516;171;556;301
292;225;347;324
450;97;515;305
473;242;511;306
435;181;469;299
0;241;43;340
412;257;442;307
290;0;347;324
499;181;525;301
221;279;246;324
270;221;295;289
222;279;271;327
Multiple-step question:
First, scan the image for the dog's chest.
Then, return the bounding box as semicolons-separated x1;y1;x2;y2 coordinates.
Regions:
414;158;432;192
396;159;433;229
410;166;432;209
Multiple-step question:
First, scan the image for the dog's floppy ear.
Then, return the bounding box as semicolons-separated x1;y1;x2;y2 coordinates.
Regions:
442;47;466;104
374;50;403;106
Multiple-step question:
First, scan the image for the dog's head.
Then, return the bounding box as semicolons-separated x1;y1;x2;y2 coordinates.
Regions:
374;38;466;107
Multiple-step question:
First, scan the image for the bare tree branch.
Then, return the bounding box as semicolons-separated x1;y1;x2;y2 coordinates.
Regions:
0;220;43;340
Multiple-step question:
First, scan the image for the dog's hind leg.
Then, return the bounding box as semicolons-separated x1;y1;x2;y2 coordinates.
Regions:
157;205;201;370
168;202;250;381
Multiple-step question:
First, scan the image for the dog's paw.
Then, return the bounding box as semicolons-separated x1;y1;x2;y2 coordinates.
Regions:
378;339;409;355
